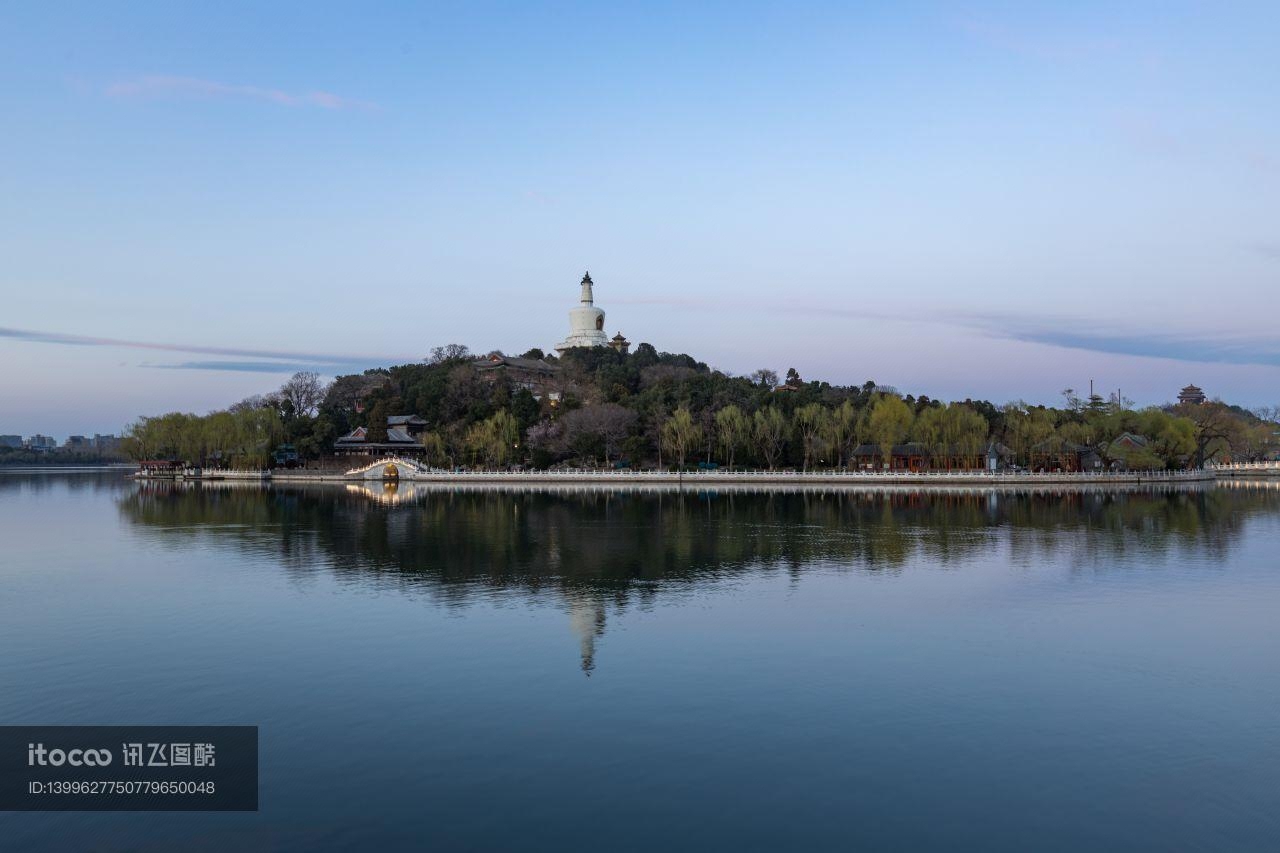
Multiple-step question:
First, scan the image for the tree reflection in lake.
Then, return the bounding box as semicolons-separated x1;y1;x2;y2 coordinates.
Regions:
114;479;1280;673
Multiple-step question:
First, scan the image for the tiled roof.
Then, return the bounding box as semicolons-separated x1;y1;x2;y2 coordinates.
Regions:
474;355;559;374
335;426;418;446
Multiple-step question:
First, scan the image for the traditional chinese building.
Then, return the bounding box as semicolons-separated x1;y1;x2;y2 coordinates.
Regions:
1029;437;1101;472
333;414;427;456
851;441;1012;472
386;415;428;437
1178;384;1206;405
473;354;563;403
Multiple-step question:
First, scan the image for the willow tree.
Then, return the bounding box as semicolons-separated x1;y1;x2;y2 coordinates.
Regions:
752;407;787;469
826;399;858;468
947;404;990;469
714;405;750;469
1001;403;1056;466
867;394;914;470
660;407;702;469
794;403;832;470
231;406;283;469
420;431;448;467
911;405;946;468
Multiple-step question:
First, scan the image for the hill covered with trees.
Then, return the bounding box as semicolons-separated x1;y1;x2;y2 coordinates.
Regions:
122;342;1280;472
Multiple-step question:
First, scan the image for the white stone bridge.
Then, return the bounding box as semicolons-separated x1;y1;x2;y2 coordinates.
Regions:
343;456;435;480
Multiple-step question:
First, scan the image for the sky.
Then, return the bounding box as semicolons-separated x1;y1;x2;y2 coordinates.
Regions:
1;1;1278;437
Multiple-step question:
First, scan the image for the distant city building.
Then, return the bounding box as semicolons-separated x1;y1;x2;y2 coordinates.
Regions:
65;435;91;450
1178;384;1206;405
0;435;22;449
25;434;57;451
554;271;628;354
93;434;121;452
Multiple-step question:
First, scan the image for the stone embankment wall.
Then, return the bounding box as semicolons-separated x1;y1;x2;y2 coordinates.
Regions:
272;468;1218;486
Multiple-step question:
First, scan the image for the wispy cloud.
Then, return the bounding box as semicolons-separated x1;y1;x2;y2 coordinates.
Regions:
611;296;1280;367
104;75;376;111
0;326;407;374
146;360;371;375
973;320;1280;368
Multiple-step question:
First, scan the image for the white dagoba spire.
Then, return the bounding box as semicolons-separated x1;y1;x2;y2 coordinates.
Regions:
555;270;611;353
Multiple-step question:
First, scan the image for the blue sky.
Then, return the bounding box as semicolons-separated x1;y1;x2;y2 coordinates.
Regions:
2;1;1278;436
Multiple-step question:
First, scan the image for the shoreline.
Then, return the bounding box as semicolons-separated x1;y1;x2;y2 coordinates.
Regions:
268;468;1220;486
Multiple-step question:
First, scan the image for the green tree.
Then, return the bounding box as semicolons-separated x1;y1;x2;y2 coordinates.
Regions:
752;407;788;469
827;399;858;468
660;407;702;468
714;405;750;468
867;394;914;470
794;403;831;470
1002;403;1056;466
365;400;389;443
1136;408;1195;469
420;431;448;467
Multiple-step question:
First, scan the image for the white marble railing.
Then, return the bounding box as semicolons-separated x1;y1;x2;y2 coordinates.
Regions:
347;464;1214;483
1206;461;1280;471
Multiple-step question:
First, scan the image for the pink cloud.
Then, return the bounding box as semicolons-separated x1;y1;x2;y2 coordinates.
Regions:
104;75;376;111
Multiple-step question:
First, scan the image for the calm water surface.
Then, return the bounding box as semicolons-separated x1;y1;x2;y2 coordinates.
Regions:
2;472;1279;851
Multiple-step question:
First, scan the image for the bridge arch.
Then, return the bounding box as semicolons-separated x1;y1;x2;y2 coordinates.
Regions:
344;456;432;480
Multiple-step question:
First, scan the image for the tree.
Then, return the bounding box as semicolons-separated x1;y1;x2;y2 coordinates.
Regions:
1061;388;1083;413
794;403;831;470
911;405;946;467
420;431;448;467
1136;408;1195;469
827;399;858;468
428;343;472;364
1109;441;1165;471
511;388;541;430
465;409;520;467
660;407;702;468
365;400;390;443
749;369;779;389
752;407;787;469
714;405;750;468
561;403;637;465
947;404;989;468
1002;403;1056;466
487;410;520;466
278;371;327;418
867;394;914;470
1177;401;1234;466
323;373;387;415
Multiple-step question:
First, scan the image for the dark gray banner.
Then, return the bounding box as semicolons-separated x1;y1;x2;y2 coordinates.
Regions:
0;726;257;811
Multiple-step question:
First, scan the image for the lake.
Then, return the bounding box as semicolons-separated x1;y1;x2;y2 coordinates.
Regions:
2;471;1278;851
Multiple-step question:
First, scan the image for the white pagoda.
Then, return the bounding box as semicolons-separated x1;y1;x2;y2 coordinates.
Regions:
555;272;628;354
